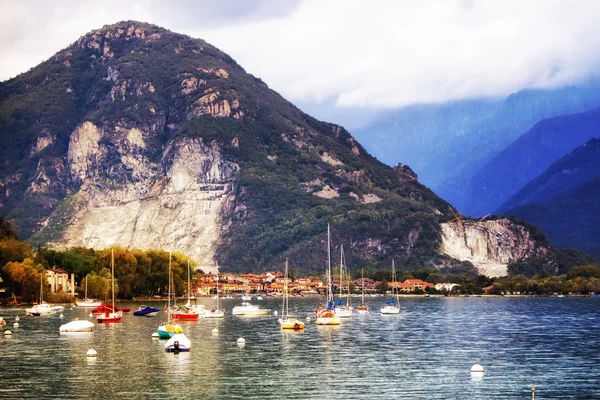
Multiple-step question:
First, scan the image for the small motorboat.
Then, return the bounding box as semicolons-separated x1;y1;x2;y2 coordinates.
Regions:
133;306;160;317
27;302;57;316
232;302;270;316
164;329;191;352
59;319;94;333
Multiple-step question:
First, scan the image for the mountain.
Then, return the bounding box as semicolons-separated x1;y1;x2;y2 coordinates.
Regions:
355;86;600;214
500;139;600;257
467;108;600;216
0;21;560;275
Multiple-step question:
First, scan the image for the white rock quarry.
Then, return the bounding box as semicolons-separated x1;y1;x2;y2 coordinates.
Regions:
48;122;238;273
440;218;543;277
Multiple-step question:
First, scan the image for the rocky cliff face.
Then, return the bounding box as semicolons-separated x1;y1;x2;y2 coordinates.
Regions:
0;21;558;274
440;218;551;277
43;119;238;272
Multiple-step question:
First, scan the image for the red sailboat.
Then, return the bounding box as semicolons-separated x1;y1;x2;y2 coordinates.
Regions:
171;260;201;321
97;249;123;323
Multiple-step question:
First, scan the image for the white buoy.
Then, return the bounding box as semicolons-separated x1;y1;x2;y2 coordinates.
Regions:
89;313;93;318
470;363;484;373
306;316;311;321
15;316;20;322
86;349;97;357
4;330;12;336
273;311;278;316
151;332;159;338
59;313;64;319
471;363;484;378
237;337;245;345
13;322;19;328
212;328;219;334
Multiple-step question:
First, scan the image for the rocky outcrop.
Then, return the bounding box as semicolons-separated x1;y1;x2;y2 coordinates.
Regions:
47;122;239;272
440;218;551;277
393;163;418;183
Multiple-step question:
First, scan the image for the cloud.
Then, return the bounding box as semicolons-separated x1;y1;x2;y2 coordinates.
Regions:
196;0;600;107
2;0;600;109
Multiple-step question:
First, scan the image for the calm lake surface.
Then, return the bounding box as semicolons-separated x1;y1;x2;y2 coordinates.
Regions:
1;296;599;399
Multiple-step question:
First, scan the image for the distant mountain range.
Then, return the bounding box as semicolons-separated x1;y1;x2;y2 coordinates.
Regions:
467;108;600;216
355;85;600;216
500;139;600;257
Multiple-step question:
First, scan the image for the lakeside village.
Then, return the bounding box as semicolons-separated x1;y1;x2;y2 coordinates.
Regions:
6;264;600;306
2;267;459;305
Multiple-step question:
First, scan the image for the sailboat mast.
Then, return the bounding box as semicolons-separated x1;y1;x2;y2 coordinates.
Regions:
111;248;115;310
392;259;397;304
168;251;172;323
339;245;343;300
187;260;191;306
216;263;220;309
327;223;332;304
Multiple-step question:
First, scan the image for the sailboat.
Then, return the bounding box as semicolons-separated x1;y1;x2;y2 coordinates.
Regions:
172;260;201;321
27;273;62;316
76;275;102;307
97;249;123;323
380;259;400;314
278;259;305;329
316;223;341;326
205;263;225;318
357;268;369;314
334;245;353;318
157;251;182;338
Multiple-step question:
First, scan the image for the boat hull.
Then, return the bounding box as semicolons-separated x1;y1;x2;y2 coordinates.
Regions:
316;310;341;325
97;311;123;323
75;300;102;307
380;306;400;314
164;333;191;352
204;309;225;318
172;312;201;321
334;307;353;318
279;318;305;329
59;320;95;332
157;323;182;339
133;307;160;317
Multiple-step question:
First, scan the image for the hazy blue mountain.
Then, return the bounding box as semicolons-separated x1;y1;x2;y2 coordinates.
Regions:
498;138;600;212
503;179;600;258
466;108;600;216
355;85;600;215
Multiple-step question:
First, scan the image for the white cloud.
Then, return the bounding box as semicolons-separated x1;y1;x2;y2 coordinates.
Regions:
2;0;600;108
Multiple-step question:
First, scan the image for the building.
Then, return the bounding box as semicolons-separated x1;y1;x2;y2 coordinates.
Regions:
46;268;75;294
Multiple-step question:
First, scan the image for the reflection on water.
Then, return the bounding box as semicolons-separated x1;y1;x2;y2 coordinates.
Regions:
1;297;600;399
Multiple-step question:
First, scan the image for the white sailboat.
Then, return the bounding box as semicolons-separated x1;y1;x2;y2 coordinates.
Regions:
380;259;400;314
76;275;102;307
316;223;341;326
27;273;60;316
157;251;182;338
334;245;353;318
278;259;305;329
205;263;225;318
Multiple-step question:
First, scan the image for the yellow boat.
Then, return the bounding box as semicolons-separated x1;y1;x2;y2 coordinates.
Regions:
279;259;305;330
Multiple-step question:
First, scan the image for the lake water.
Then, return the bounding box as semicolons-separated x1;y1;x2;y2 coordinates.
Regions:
1;297;599;399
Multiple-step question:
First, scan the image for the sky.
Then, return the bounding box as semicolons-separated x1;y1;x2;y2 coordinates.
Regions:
1;0;600;128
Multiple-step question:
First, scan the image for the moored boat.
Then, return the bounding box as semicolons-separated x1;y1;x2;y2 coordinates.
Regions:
164;329;191;352
133;306;160;317
279;259;305;330
171;261;201;321
97;249;123;323
380;259;400;315
157;251;182;338
205;263;225;318
76;276;102;307
59;319;94;333
316;224;341;326
232;302;270;316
